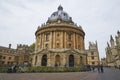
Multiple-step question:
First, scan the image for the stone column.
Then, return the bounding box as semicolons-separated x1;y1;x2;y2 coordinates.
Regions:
51;31;53;48
76;34;78;49
40;34;42;49
63;54;67;67
50;32;52;49
53;31;56;48
43;33;45;49
63;31;64;48
41;34;44;49
37;55;41;66
61;31;64;48
65;32;67;48
47;53;51;66
75;33;77;49
74;33;76;49
32;55;36;66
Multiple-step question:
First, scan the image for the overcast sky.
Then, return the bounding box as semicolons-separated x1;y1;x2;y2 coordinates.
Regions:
0;0;120;59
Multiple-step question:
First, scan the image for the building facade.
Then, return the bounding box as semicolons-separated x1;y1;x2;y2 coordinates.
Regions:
15;44;31;66
32;5;87;67
0;44;31;67
0;44;15;66
106;31;120;67
86;41;100;66
101;58;107;66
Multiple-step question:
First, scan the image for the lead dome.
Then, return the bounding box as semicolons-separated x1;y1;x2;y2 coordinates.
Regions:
48;5;72;22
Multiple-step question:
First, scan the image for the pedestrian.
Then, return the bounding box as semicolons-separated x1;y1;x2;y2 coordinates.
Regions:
87;65;91;71
100;64;104;73
12;65;17;73
97;65;100;73
92;66;95;72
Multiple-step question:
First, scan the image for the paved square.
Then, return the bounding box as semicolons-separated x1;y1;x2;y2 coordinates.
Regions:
0;72;98;80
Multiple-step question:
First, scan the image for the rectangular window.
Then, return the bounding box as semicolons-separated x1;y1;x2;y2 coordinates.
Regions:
68;44;71;48
57;43;59;48
9;57;12;60
45;44;48;48
91;56;94;60
11;62;13;65
91;51;94;55
3;56;6;59
46;34;49;41
92;62;95;65
68;34;71;41
2;61;4;64
7;62;10;64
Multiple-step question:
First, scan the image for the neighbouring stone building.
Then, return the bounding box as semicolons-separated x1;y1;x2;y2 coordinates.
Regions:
106;31;120;67
86;41;100;66
101;58;107;66
0;44;31;67
32;5;87;67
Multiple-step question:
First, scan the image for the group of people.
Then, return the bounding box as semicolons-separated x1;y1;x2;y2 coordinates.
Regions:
7;65;17;73
7;64;28;73
97;65;104;73
86;64;104;73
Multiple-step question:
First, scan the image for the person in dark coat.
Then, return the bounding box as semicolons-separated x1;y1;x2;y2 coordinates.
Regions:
97;65;100;73
100;64;104;73
12;65;17;73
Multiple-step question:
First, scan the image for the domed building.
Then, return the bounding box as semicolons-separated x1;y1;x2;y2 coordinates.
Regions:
32;5;87;67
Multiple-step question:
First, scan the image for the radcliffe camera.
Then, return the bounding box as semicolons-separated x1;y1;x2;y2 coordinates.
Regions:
0;0;120;80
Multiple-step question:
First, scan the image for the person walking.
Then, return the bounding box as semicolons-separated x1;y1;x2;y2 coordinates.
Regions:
92;66;95;72
97;65;100;73
100;64;104;73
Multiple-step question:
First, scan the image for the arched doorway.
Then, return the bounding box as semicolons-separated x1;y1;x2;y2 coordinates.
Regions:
41;54;47;66
69;55;74;67
55;55;60;67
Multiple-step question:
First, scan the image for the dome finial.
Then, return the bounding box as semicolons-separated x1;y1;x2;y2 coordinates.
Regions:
58;5;63;11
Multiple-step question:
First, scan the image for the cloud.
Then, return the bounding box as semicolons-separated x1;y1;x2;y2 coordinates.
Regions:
0;0;120;58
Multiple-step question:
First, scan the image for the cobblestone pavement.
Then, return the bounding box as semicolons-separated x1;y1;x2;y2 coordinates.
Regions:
0;72;98;80
0;68;120;80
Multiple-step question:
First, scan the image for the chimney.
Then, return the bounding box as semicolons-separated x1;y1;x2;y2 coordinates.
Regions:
9;44;11;49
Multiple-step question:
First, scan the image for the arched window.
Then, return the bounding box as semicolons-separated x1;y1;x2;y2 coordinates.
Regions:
57;33;59;37
68;44;71;48
68;34;71;41
41;55;47;66
56;43;60;48
45;44;48;48
91;51;94;55
45;34;49;41
69;55;74;67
